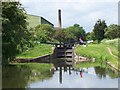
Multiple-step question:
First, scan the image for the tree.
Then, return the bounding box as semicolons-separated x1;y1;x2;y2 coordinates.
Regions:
34;24;54;43
93;19;107;41
53;24;86;44
86;32;95;40
104;24;120;39
53;29;72;43
66;24;86;42
2;2;31;65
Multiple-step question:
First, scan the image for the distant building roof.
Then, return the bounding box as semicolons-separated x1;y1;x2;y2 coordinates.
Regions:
40;16;54;26
27;14;54;28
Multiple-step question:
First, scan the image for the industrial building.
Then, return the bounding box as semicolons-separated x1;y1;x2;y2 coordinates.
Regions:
27;14;54;28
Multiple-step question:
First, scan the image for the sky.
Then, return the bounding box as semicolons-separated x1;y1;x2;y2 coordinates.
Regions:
19;0;119;32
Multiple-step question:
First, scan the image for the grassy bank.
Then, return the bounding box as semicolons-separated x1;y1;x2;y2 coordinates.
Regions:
101;38;118;56
75;43;118;69
16;44;53;59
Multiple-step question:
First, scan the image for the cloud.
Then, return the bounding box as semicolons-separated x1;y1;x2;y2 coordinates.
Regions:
20;0;118;32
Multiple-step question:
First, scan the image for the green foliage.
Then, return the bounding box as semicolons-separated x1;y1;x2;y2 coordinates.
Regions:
66;24;86;41
104;24;120;39
86;32;95;40
93;19;107;41
54;24;86;43
53;29;72;43
16;44;52;59
2;2;32;65
34;24;54;43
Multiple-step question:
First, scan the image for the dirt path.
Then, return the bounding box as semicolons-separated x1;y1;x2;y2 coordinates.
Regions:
106;47;119;71
106;47;117;58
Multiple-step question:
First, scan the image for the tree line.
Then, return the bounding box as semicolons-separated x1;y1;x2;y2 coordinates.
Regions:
2;2;119;65
86;19;120;42
31;24;86;44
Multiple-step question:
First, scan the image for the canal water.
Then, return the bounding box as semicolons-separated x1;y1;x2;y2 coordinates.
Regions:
3;63;119;88
27;66;118;88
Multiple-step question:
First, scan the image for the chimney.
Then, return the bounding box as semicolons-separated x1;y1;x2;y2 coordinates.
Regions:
58;9;62;28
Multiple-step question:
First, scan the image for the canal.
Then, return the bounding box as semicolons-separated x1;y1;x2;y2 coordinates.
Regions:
2;62;119;88
27;67;118;88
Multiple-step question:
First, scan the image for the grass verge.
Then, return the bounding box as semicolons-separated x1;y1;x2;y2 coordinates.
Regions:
16;44;53;59
75;44;118;69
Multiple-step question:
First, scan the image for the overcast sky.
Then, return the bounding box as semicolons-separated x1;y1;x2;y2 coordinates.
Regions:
19;0;119;32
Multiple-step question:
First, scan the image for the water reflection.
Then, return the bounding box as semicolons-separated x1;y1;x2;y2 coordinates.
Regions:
3;65;31;88
56;66;72;84
95;66;106;79
27;65;118;88
2;64;53;88
80;70;83;78
59;67;62;84
2;62;119;88
53;65;118;84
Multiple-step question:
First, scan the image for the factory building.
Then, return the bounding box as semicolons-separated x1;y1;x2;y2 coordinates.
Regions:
27;14;54;28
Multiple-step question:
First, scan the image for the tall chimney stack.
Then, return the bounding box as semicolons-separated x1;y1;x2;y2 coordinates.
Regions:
58;9;62;28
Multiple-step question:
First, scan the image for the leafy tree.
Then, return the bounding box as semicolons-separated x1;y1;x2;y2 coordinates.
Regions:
104;24;120;39
2;2;31;65
34;24;54;43
66;24;86;41
93;19;107;41
53;24;86;44
53;29;72;43
86;32;95;40
53;24;86;43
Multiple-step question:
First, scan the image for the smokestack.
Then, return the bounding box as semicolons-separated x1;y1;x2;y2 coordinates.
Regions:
58;9;62;28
